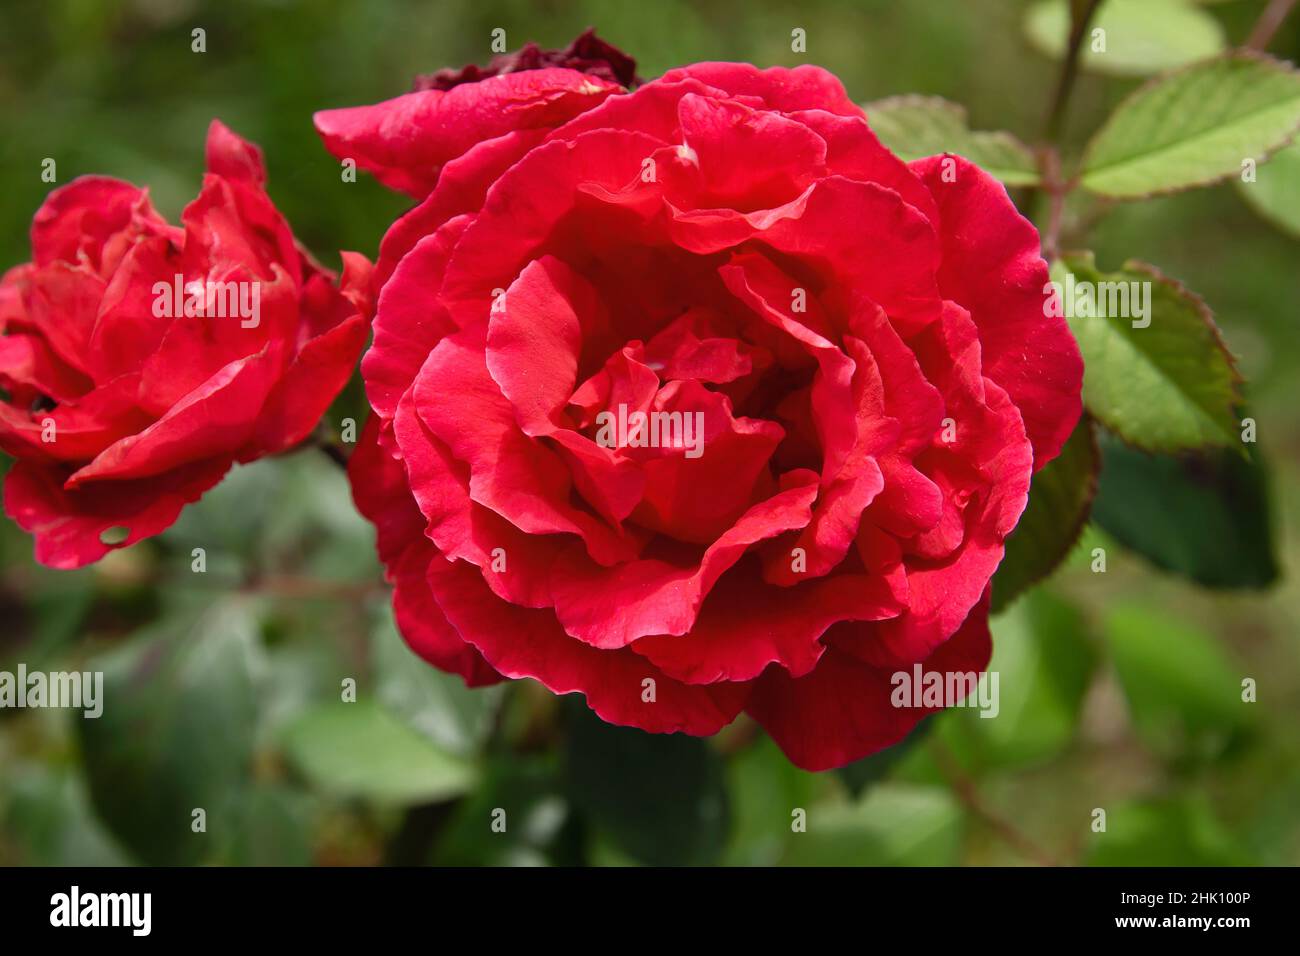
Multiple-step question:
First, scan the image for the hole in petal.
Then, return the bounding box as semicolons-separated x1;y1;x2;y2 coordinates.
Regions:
99;526;130;547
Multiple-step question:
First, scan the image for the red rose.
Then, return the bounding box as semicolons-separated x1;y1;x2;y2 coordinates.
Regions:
1;121;371;569
342;60;1083;770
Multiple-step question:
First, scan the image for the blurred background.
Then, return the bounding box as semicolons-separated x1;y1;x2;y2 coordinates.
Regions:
0;0;1297;866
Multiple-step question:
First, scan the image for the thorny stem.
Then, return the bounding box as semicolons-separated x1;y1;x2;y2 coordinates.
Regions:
930;739;1064;867
1043;0;1104;144
1035;0;1298;249
1027;0;1102;253
1041;147;1068;262
1247;0;1298;50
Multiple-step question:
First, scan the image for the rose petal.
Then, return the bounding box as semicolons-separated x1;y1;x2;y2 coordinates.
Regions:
391;541;503;687
364;216;471;422
632;556;903;684
375;130;547;289
243;310;367;459
347;415;427;569
31;177;173;274
549;469;819;648
314;69;621;199
205;119;268;186
659;63;864;118
4;457;230;570
392;389;557;608
910;154;1082;468
413;326;640;566
65;350;280;487
425;551;750;734
630;379;785;544
747;590;993;771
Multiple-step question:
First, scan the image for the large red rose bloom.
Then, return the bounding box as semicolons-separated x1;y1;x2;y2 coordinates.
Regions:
328;61;1083;770
1;122;371;569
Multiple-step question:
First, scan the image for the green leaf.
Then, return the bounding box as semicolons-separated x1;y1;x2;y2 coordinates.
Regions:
282;699;477;805
1236;137;1300;237
164;454;378;582
262;453;379;581
371;604;503;757
433;756;569;867
211;784;317;866
941;590;1097;771
1102;605;1251;758
1080;52;1300;198
1025;0;1225;78
724;735;821;865
1086;795;1252;866
2;570;96;670
1053;253;1241;451
779;784;962;866
1235;758;1300;866
862;95;1039;185
77;599;264;865
1092;431;1277;588
2;765;131;866
563;705;729;866
991;417;1099;613
164;459;286;569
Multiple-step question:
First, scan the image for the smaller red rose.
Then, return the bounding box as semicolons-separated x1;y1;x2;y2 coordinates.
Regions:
0;121;371;568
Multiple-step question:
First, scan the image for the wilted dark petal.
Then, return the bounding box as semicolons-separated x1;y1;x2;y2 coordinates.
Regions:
414;28;640;92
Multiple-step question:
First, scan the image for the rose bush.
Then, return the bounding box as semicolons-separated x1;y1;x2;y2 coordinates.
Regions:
325;53;1083;771
0;121;371;569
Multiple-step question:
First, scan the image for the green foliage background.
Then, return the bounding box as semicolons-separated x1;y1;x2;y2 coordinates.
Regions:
1;0;1297;866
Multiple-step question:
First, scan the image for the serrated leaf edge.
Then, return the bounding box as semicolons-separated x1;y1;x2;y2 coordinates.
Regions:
1078;50;1300;201
1058;251;1245;454
862;94;1041;185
